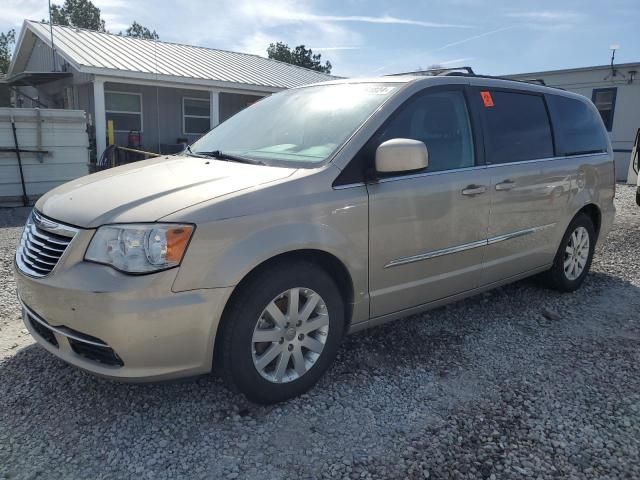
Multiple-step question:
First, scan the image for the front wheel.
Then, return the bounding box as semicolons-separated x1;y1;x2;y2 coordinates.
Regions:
217;261;345;404
542;213;596;292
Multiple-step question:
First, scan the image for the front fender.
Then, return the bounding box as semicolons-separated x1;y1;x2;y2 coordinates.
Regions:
170;187;369;305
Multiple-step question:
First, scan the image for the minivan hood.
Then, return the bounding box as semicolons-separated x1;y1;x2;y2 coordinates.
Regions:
35;155;296;228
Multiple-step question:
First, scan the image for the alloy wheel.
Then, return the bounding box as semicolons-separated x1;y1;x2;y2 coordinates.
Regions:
563;226;590;280
251;287;329;383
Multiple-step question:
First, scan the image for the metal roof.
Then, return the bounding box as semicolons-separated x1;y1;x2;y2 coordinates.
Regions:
20;20;336;90
506;62;640;78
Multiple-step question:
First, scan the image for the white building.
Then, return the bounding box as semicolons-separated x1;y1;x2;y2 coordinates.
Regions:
508;62;639;181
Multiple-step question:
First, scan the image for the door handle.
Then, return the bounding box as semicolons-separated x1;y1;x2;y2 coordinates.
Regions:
495;179;516;191
461;184;487;196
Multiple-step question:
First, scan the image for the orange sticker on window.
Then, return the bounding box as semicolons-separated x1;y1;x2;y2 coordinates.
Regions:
481;91;494;107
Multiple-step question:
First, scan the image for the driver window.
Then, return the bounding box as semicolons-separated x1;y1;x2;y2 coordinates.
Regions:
378;90;475;172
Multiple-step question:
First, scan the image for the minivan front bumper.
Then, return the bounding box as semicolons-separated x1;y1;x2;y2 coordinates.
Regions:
15;263;233;381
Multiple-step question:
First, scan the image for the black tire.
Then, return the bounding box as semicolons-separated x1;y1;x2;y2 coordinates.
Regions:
542;213;596;292
217;261;345;404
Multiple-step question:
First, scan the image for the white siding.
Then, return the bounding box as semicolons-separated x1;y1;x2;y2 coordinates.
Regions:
25;37;59;71
0;108;89;202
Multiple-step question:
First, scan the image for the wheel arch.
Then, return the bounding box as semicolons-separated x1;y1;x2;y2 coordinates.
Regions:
213;249;355;367
575;203;602;237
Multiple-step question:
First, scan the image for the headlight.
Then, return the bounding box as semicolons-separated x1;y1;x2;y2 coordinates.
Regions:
85;224;194;273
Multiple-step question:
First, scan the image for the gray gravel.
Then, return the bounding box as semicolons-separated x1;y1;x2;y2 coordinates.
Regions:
1;187;639;480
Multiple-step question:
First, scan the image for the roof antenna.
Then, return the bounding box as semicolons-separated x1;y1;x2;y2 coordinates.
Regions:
604;44;625;81
48;0;58;71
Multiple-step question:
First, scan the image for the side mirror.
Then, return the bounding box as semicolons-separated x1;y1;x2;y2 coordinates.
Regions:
375;138;429;174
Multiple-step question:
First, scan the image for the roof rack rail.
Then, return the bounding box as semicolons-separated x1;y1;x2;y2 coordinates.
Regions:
386;66;476;77
521;78;546;86
384;67;565;90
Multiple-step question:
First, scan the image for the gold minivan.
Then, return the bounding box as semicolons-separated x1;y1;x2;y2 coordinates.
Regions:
15;75;615;403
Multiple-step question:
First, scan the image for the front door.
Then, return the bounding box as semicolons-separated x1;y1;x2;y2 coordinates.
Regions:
367;87;490;318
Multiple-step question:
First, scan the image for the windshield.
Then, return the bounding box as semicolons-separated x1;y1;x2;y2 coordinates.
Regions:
190;83;398;166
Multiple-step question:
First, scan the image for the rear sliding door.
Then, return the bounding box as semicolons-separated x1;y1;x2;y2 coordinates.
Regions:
471;88;566;284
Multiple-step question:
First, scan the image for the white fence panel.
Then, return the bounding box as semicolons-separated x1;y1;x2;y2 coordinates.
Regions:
0;108;89;202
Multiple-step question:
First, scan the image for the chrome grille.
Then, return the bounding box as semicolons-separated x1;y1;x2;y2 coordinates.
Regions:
16;211;78;277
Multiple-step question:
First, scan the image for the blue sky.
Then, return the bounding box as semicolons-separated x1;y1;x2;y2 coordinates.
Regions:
4;0;639;77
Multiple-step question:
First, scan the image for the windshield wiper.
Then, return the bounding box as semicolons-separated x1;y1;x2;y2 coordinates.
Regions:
192;149;265;165
183;145;211;158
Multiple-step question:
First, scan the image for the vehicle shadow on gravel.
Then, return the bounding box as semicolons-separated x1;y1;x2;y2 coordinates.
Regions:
1;271;638;479
340;271;640;361
1;272;636;413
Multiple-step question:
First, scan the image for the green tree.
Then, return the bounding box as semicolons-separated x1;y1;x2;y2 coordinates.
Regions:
125;21;159;40
267;42;332;74
49;0;106;31
0;29;16;74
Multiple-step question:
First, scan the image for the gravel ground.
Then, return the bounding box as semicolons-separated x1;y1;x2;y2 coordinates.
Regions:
1;186;639;480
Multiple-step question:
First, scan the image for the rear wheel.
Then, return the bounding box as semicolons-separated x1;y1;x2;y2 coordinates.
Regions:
542;213;596;292
218;261;344;404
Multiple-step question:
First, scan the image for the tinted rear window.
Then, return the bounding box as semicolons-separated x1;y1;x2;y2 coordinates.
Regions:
546;94;609;156
482;91;554;164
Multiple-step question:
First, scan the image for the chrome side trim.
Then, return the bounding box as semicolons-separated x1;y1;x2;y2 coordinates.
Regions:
487;223;556;245
384;239;487;268
21;300;108;348
384;223;556;268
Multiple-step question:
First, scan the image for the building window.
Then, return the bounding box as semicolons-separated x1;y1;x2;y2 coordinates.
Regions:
105;91;142;132
183;97;210;135
592;88;617;131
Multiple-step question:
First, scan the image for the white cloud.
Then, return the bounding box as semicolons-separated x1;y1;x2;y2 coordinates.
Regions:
439;57;474;66
229;5;364;57
504;11;586;22
251;11;472;28
234;31;279;57
2;0;49;28
432;25;518;52
311;46;361;51
226;0;471;56
372;25;515;75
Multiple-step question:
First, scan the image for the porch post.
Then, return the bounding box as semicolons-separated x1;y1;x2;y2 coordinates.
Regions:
93;77;107;158
210;90;220;128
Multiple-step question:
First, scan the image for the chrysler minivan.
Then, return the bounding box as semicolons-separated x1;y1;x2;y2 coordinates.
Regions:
15;74;615;403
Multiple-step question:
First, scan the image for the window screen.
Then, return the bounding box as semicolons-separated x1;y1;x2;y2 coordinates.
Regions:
482;91;553;164
183;98;210;134
105;92;142;132
592;88;617;131
106;92;141;112
376;90;474;172
546;94;608;156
